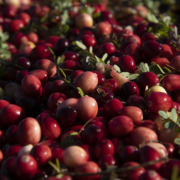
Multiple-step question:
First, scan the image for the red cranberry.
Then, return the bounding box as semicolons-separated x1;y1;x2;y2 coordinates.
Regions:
91;71;106;85
70;70;84;82
147;92;173;113
15;57;31;69
95;21;112;38
142;41;162;58
150;57;170;68
12;154;38;180
139;170;162;180
0;99;10;110
63;51;79;61
162;142;174;158
134;23;148;37
5;125;18;145
108;115;134;137
103;98;123;119
55;107;77;128
125;34;141;46
51;146;65;162
30;144;52;166
141;33;156;44
161;44;173;60
8;19;24;33
101;79;119;94
80;35;96;48
5;145;23;158
16;70;29;83
11;32;29;48
3;5;17;18
18;12;31;25
41;116;61;140
0;104;26;127
101;42;116;58
98;155;116;170
55;38;70;56
47;93;67;111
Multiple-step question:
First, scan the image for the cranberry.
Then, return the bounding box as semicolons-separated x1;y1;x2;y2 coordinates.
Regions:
91;71;106;85
2;156;15;173
80;35;96;48
3;5;17;18
63;51;79;61
5;125;18;145
30;144;52;166
5;145;23;158
51;146;65;162
108;115;134;137
89;87;114;108
147;92;173;113
8;19;24;33
150;57;170;68
161;44;173;60
110;56;119;65
125;34;141;46
54;38;70;56
45;36;60;48
103;98;123;119
134;23;148;37
139;170;162;180
101;79;119;94
101;42;116;58
57;98;78;111
141;33;156;44
75;13;93;29
70;70;84;82
11;32;29;48
16;70;29;83
98;155;116;170
0;104;26;127
41;116;61;139
95;21;112;37
118;29;133;40
0;99;10;110
142;41;162;58
47;93;67;111
12;154;38;180
55;107;77;128
18;12;31;25
94;139;114;159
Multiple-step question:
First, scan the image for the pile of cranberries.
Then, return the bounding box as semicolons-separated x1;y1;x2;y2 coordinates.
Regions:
1;0;180;180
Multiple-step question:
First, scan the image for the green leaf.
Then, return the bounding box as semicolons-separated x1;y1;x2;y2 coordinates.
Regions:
76;41;86;50
175;127;180;133
48;47;56;59
174;137;180;145
121;72;130;78
128;74;139;80
57;56;64;65
147;12;159;23
171;108;177;122
89;46;93;53
70;132;79;136
95;56;105;64
140;62;149;72
151;62;165;75
158;110;169;119
61;10;69;25
177;117;180;126
86;7;94;16
62;25;69;35
145;63;150;72
92;12;101;19
102;53;108;61
0;49;11;59
58;67;66;79
56;158;60;170
114;65;121;73
0;67;5;78
48;161;60;173
77;87;84;97
164;121;176;129
171;164;179;180
163;67;171;73
79;50;93;58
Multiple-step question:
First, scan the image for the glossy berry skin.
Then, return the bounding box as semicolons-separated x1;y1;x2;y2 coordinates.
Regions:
15;57;31;69
129;127;158;147
41;116;61;139
55;107;77;128
21;74;42;98
146;92;173;113
81;35;96;48
0;99;10;110
81;123;104;144
103;98;123;119
98;155;116;170
94;139;114;159
8;19;24;33
54;38;70;56
75;13;93;29
30;144;52;166
161;44;173;60
101;43;116;58
150;57;170;68
101;79;119;94
120;81;139;99
5;125;18;145
95;21;112;38
142;41;162;58
12;154;38;180
137;72;159;95
63;51;79;61
76;96;98;122
125;34;141;46
163;74;180;92
47;93;67;111
0;104;26;127
91;71;106;85
108;115;134;137
141;33;156;44
139;170;162;180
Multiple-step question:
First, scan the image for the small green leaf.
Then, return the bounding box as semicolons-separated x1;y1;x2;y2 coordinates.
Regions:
114;65;121;73
56;158;60;170
158;110;169;119
175;127;180;133
147;12;159;23
61;10;69;25
92;12;101;19
174;137;180;145
163;67;171;73
0;49;11;59
89;46;93;53
48;47;56;59
57;56;64;65
151;62;165;75
145;63;150;72
62;25;69;35
76;41;86;50
70;132;79;136
102;53;108;61
171;108;177;122
140;62;149;72
48;161;60;173
95;56;105;64
58;67;66;79
86;7;94;16
121;72;130;78
79;50;93;58
164;121;176;129
77;87;84;97
177;117;180;126
171;164;179;180
128;74;139;80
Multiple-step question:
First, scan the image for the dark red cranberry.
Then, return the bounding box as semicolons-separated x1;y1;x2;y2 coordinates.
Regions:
5;125;18;145
127;95;147;112
118;29;133;40
137;72;160;95
55;38;70;56
5;145;23;158
18;12;31;25
0;99;10;110
70;70;84;82
141;33;156;44
142;41;162;58
55;107;77;128
162;142;174;158
139;170;162;180
16;70;29;84
101;10;114;20
89;87;114;108
149;57;170;68
3;5;17;18
125;35;141;46
98;155;116;170
45;36;60;48
134;23;148;37
63;51;79;61
15;57;31;69
101;79;119;94
8;19;24;33
101;43;116;59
